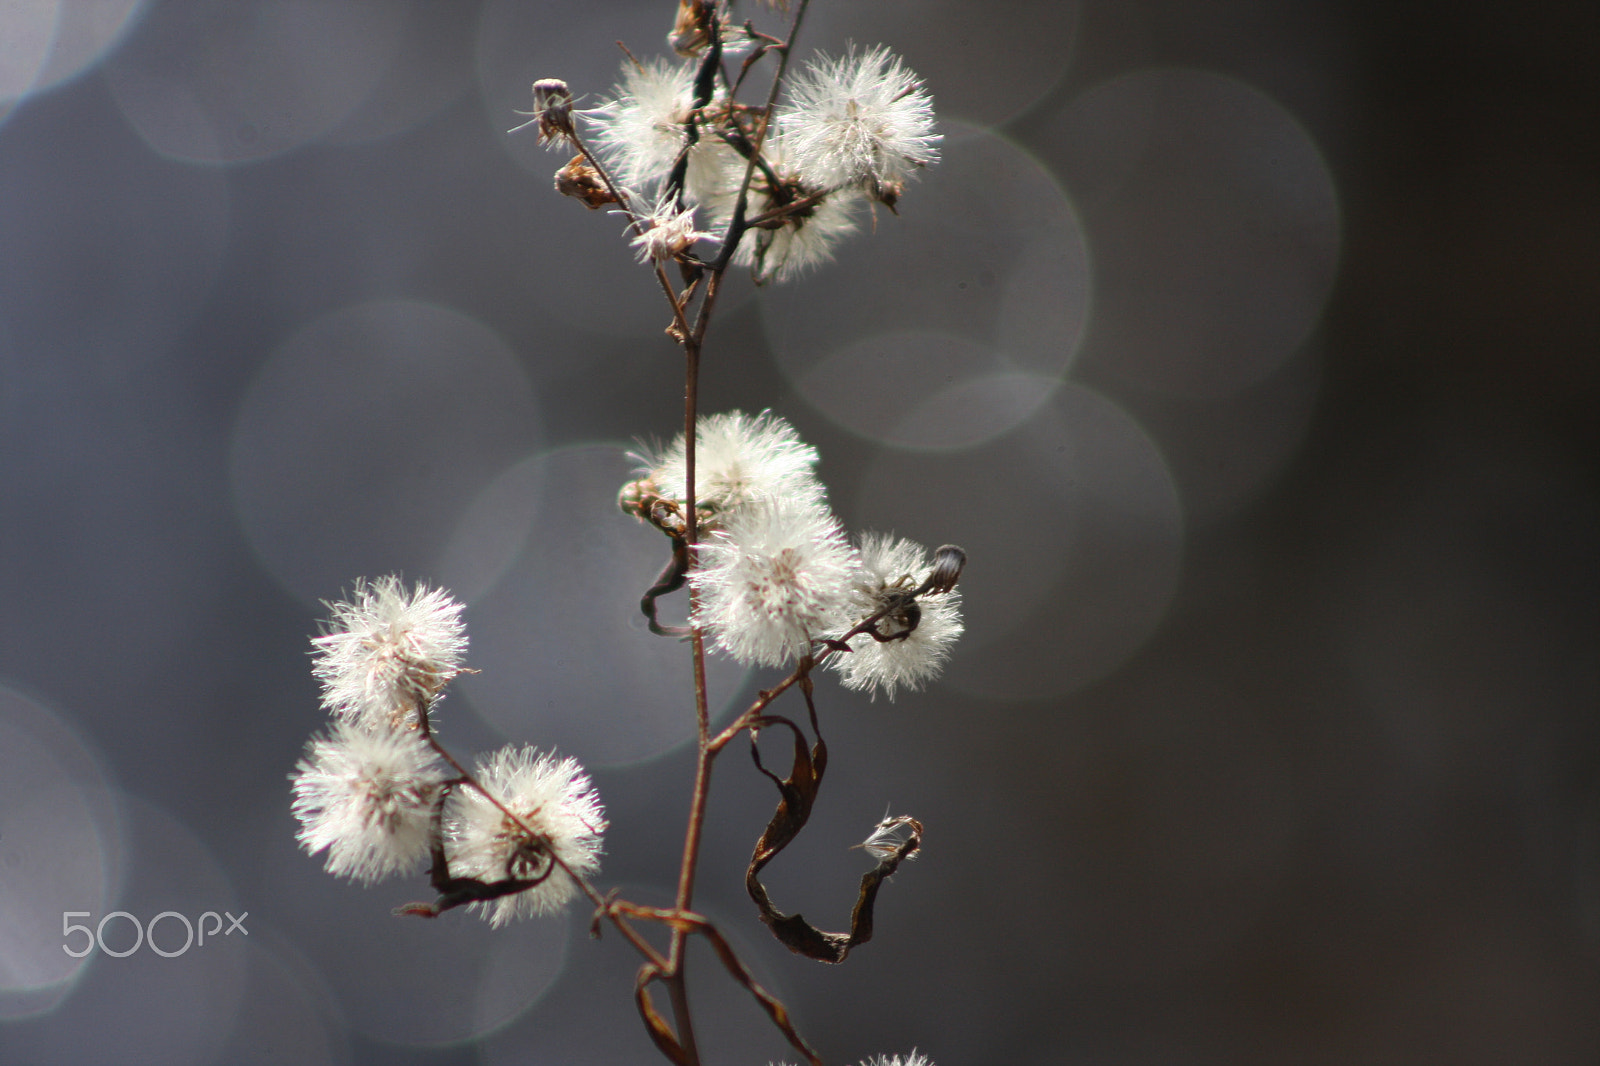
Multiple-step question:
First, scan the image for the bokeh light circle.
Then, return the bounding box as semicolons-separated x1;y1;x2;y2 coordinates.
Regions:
0;0;61;122
211;928;350;1066
0;0;146;122
1;795;248;1064
0;685;124;1020
855;383;1183;701
229;298;541;607
761;121;1091;452
254;803;574;1050
102;0;409;164
457;443;750;768
435;449;549;606
325;906;571;1048
1042;67;1341;398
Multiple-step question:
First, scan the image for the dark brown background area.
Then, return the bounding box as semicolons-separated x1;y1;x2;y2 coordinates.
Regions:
1;1;1595;1063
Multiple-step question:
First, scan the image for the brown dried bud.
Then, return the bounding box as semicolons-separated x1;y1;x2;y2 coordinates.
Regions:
923;544;966;595
869;178;904;214
618;477;655;519
554;156;618;210
669;0;717;57
530;79;575;146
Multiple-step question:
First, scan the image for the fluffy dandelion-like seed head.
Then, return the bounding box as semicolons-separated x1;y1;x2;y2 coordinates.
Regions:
734;185;863;283
626;195;716;263
692;495;860;666
290;720;445;885
828;534;964;700
584;58;698;195
779;45;939;192
311;576;468;729
702;135;863;283
443;745;606;926
639;409;826;529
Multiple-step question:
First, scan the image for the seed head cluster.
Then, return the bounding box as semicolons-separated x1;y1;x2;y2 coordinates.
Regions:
292;577;607;924
630;411;965;686
559;34;937;282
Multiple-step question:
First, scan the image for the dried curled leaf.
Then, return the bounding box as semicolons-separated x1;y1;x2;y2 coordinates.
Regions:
744;714;921;963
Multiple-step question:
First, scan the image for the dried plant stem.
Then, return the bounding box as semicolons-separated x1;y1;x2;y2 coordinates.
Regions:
553;3;831;1059
714;0;812;273
563;125;697;341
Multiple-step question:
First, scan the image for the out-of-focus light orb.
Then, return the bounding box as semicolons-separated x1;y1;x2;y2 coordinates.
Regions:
229;299;540;607
210;929;350;1066
0;685;123;1020
318;904;572;1048
1044;68;1341;399
1;796;247;1065
0;0;145;123
252;805;574;1050
0;0;58;116
762;122;1090;452
102;0;409;164
856;383;1183;702
436;451;550;606
458;444;749;768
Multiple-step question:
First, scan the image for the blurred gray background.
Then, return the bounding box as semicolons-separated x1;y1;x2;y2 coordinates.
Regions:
2;0;1596;1063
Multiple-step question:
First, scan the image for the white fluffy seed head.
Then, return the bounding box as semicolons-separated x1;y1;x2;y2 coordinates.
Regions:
310;576;468;729
290;720;445;885
827;534;963;700
583;58;698;195
641;409;826;529
627;195;715;263
703;135;863;283
778;45;939;191
443;745;606;926
733;184;863;283
691;495;860;667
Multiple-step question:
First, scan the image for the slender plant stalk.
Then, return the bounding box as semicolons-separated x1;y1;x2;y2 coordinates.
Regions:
654;4;815;1058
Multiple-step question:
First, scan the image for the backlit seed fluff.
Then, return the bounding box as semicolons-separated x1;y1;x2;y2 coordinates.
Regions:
290;720;446;885
584;58;698;195
640;409;826;526
828;534;963;700
627;195;716;263
691;495;860;667
858;814;921;863
734;184;863;283
310;576;468;729
443;745;607;926
703;136;862;283
860;1054;935;1066
778;45;939;191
